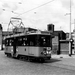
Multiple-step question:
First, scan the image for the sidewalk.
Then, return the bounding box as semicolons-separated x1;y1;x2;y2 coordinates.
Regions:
49;54;75;70
52;54;75;58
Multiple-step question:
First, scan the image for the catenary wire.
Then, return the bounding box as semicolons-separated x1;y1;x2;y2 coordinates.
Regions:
16;0;55;17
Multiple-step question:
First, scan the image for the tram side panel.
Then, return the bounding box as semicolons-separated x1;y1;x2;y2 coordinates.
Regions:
17;47;51;58
17;47;40;57
28;47;40;57
28;47;51;58
17;46;29;56
5;46;13;54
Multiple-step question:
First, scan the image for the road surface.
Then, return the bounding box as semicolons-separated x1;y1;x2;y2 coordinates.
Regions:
0;51;75;75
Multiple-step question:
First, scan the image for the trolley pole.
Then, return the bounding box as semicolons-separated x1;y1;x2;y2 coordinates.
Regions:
69;0;72;56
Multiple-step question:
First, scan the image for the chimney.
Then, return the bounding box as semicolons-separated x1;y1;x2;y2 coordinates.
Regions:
47;24;54;33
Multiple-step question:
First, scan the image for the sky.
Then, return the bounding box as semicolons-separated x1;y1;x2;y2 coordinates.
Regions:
0;0;75;32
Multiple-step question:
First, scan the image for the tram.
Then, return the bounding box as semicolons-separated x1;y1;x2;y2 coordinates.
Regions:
4;31;52;62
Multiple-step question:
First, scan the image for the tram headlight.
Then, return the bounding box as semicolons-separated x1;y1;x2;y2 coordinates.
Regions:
46;50;51;54
41;51;46;55
16;49;18;52
11;49;13;52
48;51;51;54
41;47;51;55
46;51;49;54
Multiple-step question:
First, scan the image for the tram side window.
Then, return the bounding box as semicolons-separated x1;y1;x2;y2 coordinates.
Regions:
17;35;37;46
5;38;13;46
5;39;9;46
17;37;22;46
22;37;29;46
9;39;13;46
18;36;29;46
29;35;37;46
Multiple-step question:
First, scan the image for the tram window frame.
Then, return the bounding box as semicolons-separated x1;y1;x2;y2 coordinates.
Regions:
22;36;29;46
17;35;38;46
5;35;51;47
9;38;13;46
5;39;9;46
28;35;37;46
17;36;29;46
5;38;14;46
16;35;38;46
37;35;51;47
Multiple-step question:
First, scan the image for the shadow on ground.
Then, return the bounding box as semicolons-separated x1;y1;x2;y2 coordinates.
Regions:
44;58;61;63
4;54;61;64
25;58;61;64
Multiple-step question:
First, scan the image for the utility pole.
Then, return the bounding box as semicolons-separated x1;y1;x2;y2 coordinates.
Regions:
69;0;72;56
74;19;75;29
74;19;75;53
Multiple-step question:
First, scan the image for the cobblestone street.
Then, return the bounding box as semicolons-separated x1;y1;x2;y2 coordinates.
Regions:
0;51;75;75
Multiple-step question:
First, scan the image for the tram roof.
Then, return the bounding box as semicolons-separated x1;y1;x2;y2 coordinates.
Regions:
4;31;52;39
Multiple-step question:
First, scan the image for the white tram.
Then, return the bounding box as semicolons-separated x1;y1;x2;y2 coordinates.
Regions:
4;31;52;62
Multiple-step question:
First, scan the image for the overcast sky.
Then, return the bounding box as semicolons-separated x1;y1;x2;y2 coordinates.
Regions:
0;0;75;32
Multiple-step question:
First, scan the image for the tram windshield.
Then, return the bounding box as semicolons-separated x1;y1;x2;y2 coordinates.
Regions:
38;35;51;47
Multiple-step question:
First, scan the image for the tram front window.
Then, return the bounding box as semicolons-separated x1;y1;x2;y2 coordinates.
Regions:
38;35;51;47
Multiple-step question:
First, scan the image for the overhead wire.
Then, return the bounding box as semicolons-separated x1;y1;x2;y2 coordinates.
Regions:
16;0;55;17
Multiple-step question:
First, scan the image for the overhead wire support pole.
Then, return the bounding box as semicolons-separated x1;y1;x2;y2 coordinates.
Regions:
69;0;72;56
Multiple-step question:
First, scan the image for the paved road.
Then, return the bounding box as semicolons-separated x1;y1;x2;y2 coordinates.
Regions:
0;51;75;75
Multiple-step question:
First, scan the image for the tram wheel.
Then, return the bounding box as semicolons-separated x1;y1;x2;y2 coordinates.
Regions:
16;55;20;59
39;58;45;63
7;54;11;57
48;57;51;60
25;56;28;60
28;57;34;62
